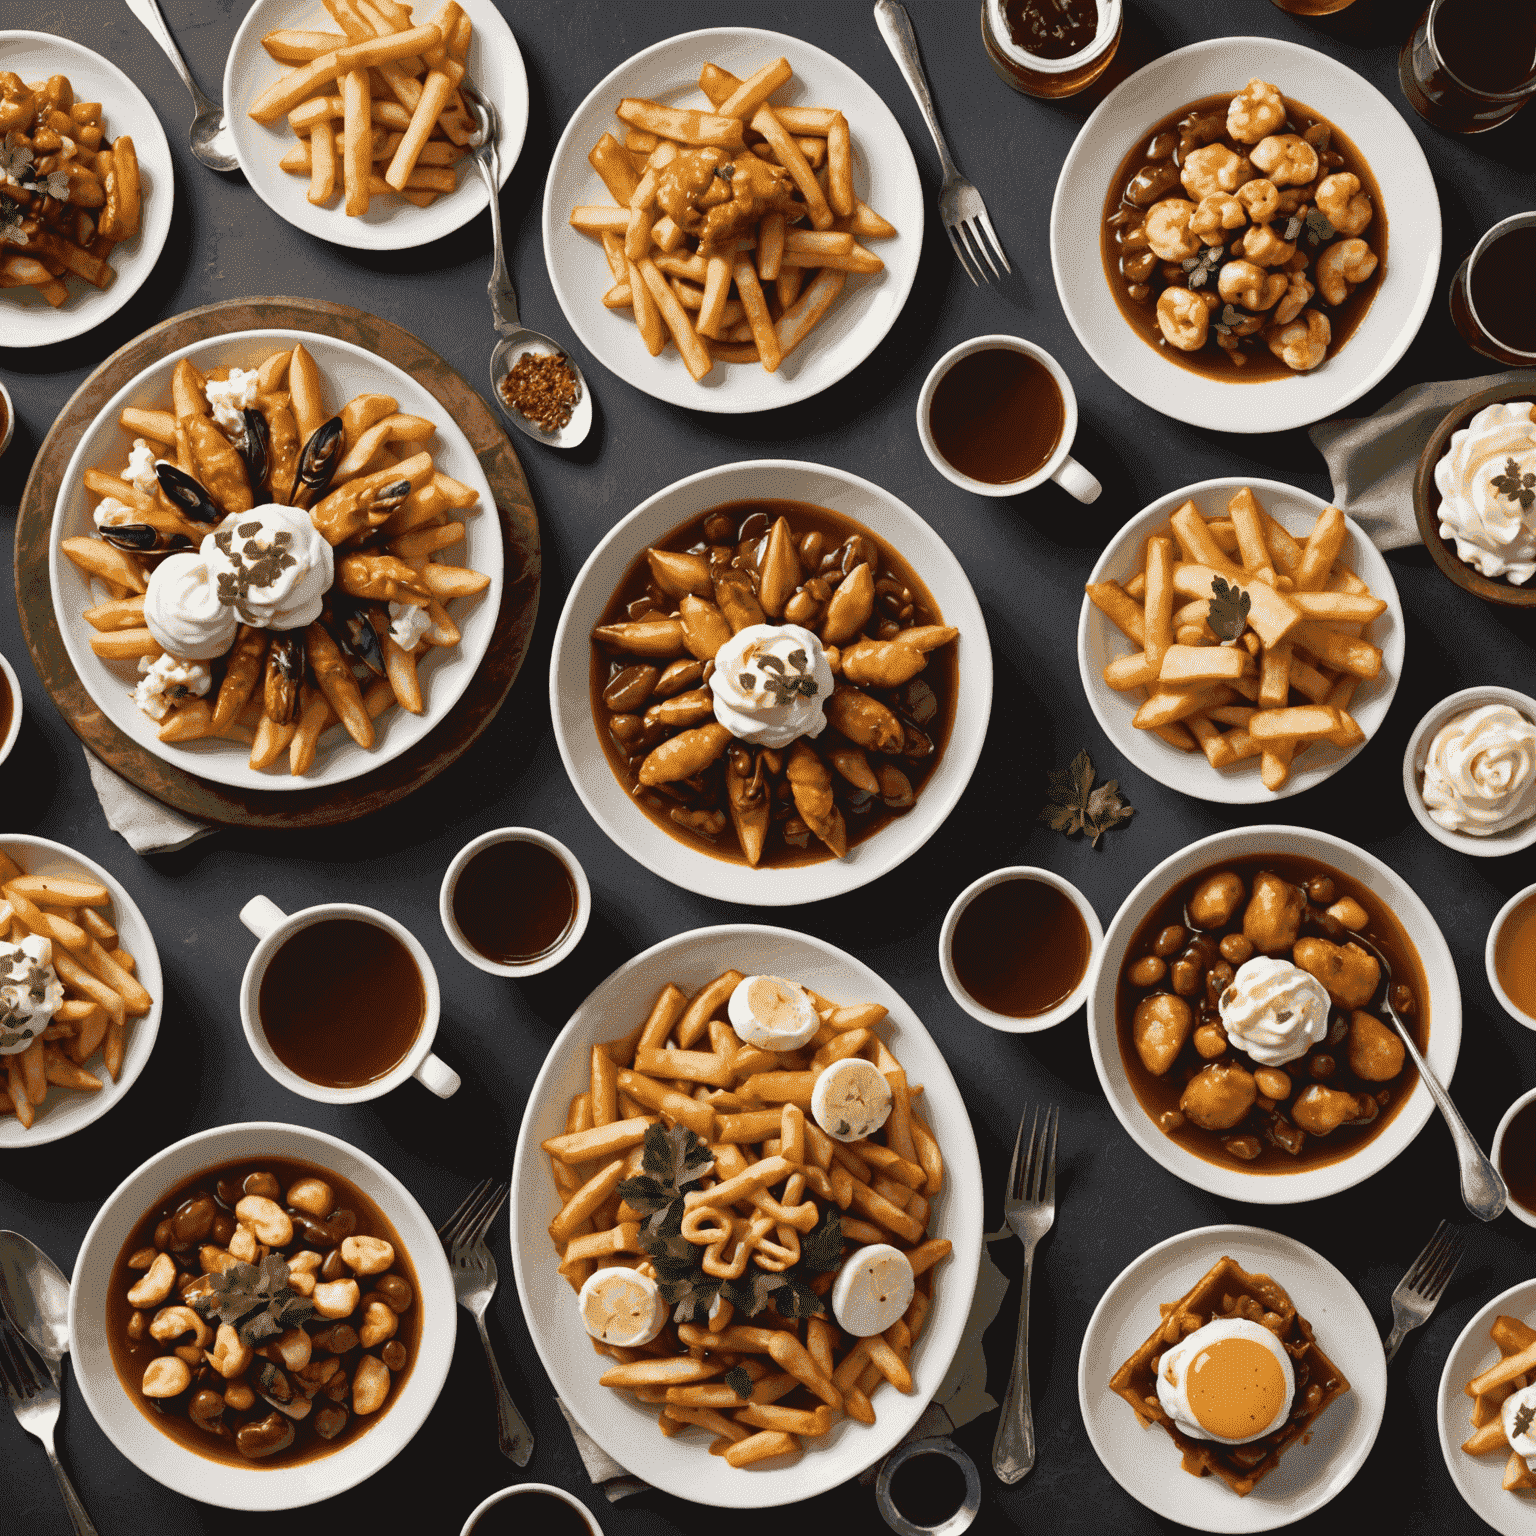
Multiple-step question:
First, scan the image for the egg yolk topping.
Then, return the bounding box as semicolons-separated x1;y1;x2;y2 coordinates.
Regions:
1186;1336;1288;1440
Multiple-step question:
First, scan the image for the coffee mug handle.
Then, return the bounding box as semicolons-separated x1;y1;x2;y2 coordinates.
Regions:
415;1052;461;1099
1052;454;1101;504
240;896;289;940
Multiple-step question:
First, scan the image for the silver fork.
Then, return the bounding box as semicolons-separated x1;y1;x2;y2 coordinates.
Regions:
873;0;1011;284
0;1318;97;1534
1384;1219;1467;1364
993;1104;1058;1484
439;1177;533;1465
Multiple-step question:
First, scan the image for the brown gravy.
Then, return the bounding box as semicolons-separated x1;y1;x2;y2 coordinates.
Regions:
259;918;424;1088
452;839;577;965
952;878;1090;1017
1469;226;1536;355
1001;0;1099;60
105;1157;420;1468
1434;0;1536;95
1100;92;1387;382
1500;1097;1536;1218
1495;892;1536;1023
590;499;958;869
0;663;11;749
929;349;1064;484
1116;856;1427;1174
469;1496;593;1536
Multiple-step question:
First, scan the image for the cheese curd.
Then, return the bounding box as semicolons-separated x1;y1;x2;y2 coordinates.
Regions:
0;934;65;1056
727;974;820;1050
389;601;432;651
133;653;212;722
93;496;137;530
126;438;161;499
204;368;261;445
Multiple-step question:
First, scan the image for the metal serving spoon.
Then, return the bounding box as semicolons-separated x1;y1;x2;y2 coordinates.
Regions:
0;1231;72;1389
1347;930;1507;1222
461;84;592;451
123;0;239;172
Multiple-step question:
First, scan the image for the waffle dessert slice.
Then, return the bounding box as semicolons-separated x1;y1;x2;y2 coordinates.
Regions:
1108;1255;1350;1496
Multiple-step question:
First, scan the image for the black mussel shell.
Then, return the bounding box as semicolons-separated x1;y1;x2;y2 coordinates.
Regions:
240;407;270;494
334;605;385;676
97;523;159;552
293;417;344;508
374;478;411;514
270;631;305;679
155;462;223;524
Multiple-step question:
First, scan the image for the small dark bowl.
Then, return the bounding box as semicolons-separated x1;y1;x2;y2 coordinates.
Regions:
1414;380;1536;610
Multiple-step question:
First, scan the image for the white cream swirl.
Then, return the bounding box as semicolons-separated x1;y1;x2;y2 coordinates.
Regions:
709;623;834;749
1218;956;1331;1067
143;551;239;660
202;505;334;631
0;935;65;1056
1433;401;1536;585
1420;702;1536;837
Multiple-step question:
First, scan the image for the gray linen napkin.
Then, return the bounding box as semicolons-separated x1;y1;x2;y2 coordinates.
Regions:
83;747;214;854
560;1238;1010;1503
1308;368;1536;549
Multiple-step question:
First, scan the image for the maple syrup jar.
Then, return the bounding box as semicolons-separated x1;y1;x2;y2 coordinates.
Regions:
1400;0;1536;133
940;867;1102;1033
1449;213;1536;366
981;0;1122;99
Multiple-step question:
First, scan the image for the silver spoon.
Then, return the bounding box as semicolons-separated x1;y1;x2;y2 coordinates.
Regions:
1347;930;1507;1222
461;84;592;450
0;1231;71;1390
123;0;239;172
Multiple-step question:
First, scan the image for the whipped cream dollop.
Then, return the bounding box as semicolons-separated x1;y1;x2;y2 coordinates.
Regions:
143;550;240;660
1219;956;1331;1067
1420;702;1536;837
709;623;834;749
125;437;161;499
1505;1383;1536;1472
0;934;65;1056
133;653;212;722
1433;401;1536;585
93;497;137;530
204;505;333;631
205;368;261;445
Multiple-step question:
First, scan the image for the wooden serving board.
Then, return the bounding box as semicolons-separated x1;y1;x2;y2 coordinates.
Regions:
14;295;542;829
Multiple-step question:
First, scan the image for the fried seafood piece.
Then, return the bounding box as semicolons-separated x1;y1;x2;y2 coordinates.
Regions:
725;746;771;867
186;414;254;515
678;594;732;660
1179;1059;1257;1130
638;722;732;786
1292;1083;1375;1136
1292;937;1379;1010
819;563;874;645
309;458;421;544
263;632;305;726
786;741;847;858
1242;872;1304;954
336;553;430;604
841;626;957;689
306;621;374;748
827;745;879;794
712;567;766;633
593;618;687;658
262;396;302;504
1267;310;1331;372
824;685;904;753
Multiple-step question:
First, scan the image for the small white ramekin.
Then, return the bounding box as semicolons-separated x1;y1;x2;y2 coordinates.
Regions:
0;651;22;770
1401;685;1536;857
1491;1085;1536;1230
460;1483;602;1535
0;377;14;460
939;866;1102;1033
1487;881;1536;1031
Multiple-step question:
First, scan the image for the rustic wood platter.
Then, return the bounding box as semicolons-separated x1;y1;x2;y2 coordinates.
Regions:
15;295;542;829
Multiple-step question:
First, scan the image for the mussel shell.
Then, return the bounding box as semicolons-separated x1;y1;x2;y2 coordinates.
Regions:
269;632;305;679
333;606;385;676
98;524;194;554
240;407;270;494
293;417;344;508
155;462;223;525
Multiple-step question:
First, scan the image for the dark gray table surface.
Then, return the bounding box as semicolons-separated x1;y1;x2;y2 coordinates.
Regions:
1;0;1532;1531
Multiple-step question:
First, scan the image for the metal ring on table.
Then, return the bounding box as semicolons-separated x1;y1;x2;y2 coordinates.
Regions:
875;1435;982;1535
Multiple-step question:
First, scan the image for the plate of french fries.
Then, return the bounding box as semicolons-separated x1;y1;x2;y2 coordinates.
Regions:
1078;478;1403;803
0;836;161;1147
0;31;173;346
224;0;527;251
542;27;922;412
511;924;982;1508
48;328;503;792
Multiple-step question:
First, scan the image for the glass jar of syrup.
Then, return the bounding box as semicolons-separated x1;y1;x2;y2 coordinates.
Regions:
1449;213;1536;366
981;0;1122;99
1399;0;1536;133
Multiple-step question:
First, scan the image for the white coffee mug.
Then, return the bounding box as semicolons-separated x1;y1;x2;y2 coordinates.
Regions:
916;334;1101;503
238;897;461;1103
460;1484;602;1535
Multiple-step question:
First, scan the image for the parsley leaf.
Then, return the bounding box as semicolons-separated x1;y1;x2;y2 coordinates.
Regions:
1491;456;1536;513
1514;1402;1535;1440
723;1365;754;1401
1208;575;1252;644
799;1208;844;1273
1040;748;1135;849
1181;246;1223;291
1303;208;1335;247
617;1123;714;1216
189;1254;313;1346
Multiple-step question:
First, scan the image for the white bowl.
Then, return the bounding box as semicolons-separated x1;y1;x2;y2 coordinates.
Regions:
938;866;1102;1033
1438;1278;1536;1536
0;650;22;770
1491;1087;1536;1231
509;924;983;1508
0;835;161;1148
1079;1223;1386;1532
1402;687;1536;856
1087;826;1461;1205
438;828;591;977
461;1484;602;1535
0;375;13;459
49;328;503;792
1078;477;1403;803
1050;36;1440;435
223;0;527;252
70;1120;456;1510
541;26;923;414
1487;882;1536;1031
550;459;992;906
0;32;174;345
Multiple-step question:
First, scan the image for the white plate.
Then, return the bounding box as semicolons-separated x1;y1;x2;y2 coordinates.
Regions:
0;836;160;1148
224;0;527;252
1087;825;1461;1205
550;458;992;906
1050;36;1440;435
49;328;503;792
509;924;983;1509
0;32;174;346
1439;1279;1536;1535
69;1121;456;1509
1079;1223;1386;1532
1077;477;1403;803
541;27;923;414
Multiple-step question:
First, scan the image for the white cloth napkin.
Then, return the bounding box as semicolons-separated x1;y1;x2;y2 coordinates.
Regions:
83;747;214;854
1307;368;1536;550
559;1239;1010;1503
